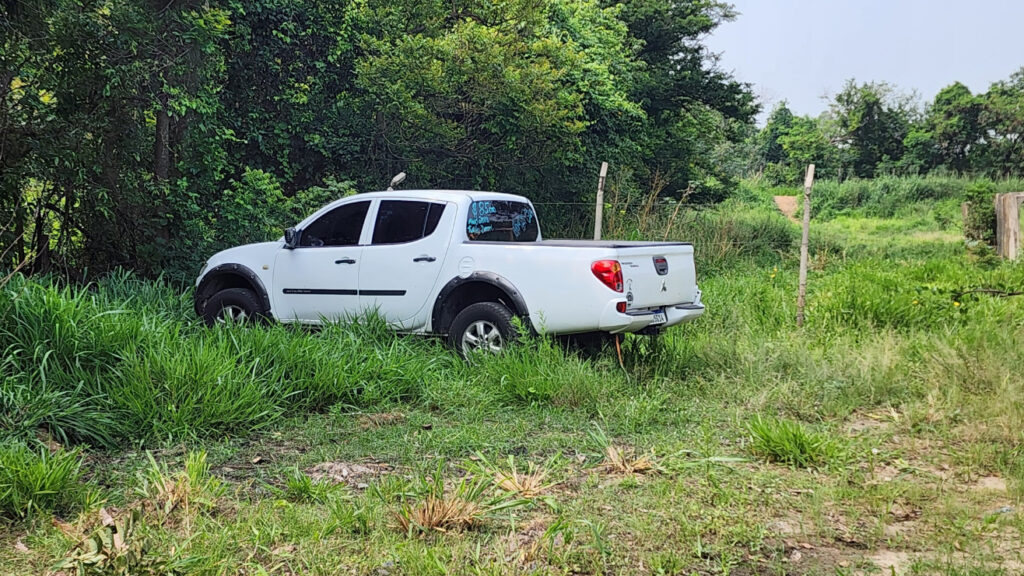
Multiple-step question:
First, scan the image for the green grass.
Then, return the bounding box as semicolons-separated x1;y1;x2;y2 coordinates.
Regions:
0;443;92;519
1;181;1023;574
747;416;845;468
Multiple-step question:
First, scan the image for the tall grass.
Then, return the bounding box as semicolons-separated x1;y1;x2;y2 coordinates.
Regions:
2;179;1024;526
0;443;90;519
808;175;1024;221
0;276;455;445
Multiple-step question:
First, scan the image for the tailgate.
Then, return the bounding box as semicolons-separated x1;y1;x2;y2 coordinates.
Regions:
616;244;698;309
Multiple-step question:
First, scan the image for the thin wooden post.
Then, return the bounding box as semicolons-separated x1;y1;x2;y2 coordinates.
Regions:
796;164;815;328
594;162;608;240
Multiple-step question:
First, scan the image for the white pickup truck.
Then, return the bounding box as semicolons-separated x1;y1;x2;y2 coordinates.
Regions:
194;190;704;355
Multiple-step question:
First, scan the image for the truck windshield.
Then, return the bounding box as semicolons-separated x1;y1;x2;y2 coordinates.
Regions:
466;200;538;242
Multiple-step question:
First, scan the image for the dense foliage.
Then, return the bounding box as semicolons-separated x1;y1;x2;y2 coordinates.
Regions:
1;0;755;280
753;72;1024;185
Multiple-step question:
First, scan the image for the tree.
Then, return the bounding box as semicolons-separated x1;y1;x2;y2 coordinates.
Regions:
928;82;982;173
830;80;915;178
1;0;756;280
755;103;795;169
977;68;1024;177
607;0;758;201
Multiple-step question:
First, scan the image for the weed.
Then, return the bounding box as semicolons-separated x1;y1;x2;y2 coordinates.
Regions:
0;442;89;519
469;453;557;499
589;424;657;475
393;465;530;535
747;416;845;468
280;467;340;504
135;451;223;525
53;508;196;576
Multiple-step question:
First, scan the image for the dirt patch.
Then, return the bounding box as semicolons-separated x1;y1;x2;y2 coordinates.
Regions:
307;461;393;488
773;196;799;223
972;475;1008;492
357;412;406;430
845;416;889;435
870;549;915;574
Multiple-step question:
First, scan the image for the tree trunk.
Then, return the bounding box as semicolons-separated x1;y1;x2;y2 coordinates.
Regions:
154;91;170;181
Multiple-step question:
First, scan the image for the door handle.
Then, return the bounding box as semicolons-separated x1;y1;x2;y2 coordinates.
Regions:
413;256;436;262
334;258;356;264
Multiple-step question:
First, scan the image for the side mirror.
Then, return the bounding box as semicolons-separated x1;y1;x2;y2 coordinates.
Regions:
387;172;406;191
284;227;300;249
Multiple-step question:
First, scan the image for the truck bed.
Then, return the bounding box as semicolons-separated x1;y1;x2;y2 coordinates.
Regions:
467;239;693;248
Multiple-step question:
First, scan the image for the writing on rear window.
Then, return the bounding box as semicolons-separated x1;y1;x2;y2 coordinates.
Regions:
467;201;538;242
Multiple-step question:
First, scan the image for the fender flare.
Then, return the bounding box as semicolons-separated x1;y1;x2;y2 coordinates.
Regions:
194;263;272;316
430;272;529;334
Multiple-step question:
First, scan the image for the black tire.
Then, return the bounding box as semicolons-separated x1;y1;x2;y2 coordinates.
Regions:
202;287;265;326
447;301;516;357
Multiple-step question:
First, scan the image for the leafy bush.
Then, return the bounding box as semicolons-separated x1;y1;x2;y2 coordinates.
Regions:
963;179;997;243
0;442;89;519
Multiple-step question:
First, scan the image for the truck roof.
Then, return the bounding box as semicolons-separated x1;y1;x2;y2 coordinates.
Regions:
355;190;530;203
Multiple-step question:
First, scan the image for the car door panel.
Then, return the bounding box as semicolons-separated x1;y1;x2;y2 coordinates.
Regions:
273;200;371;323
359;200;454;328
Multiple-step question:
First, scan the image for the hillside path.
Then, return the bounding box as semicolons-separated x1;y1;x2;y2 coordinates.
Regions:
773;196;799;223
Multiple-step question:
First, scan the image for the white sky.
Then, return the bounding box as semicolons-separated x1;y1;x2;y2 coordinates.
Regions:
705;0;1024;123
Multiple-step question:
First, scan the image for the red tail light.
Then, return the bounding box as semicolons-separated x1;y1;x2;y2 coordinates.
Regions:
591;260;623;292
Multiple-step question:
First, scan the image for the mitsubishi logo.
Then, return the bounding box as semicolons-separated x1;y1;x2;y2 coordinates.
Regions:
661;281;667;292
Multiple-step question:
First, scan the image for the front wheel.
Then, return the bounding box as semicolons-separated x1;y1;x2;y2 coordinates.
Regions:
201;287;264;326
448;302;516;358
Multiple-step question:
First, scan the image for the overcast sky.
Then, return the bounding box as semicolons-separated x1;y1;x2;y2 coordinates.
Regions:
705;0;1024;123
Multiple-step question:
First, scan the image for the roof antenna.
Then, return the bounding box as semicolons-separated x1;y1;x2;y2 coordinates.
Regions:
387;172;406;191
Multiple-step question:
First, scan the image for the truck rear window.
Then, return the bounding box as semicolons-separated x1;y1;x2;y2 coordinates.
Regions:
466;200;538;242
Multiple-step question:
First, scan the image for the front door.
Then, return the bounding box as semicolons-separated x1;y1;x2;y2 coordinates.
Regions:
273;200;371;323
358;200;454;329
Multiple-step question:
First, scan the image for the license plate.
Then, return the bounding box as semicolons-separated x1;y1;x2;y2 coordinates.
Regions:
650;310;667;324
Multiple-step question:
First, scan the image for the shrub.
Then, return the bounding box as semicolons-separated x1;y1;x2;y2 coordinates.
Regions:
963;180;997;243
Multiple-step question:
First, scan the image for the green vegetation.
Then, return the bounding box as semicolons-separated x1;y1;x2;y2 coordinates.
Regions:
753;74;1024;184
4;0;1022;571
747;416;845;469
0;443;89;520
1;0;755;280
1;178;1023;574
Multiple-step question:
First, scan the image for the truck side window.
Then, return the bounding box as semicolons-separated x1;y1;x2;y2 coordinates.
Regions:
467;200;538;242
372;201;448;245
299;201;370;247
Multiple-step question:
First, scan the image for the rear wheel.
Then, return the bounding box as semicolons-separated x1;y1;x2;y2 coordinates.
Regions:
202;287;264;326
448;302;516;358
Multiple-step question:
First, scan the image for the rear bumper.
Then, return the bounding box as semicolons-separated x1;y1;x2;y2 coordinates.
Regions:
597;290;704;334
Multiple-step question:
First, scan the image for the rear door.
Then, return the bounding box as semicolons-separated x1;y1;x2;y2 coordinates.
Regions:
358;199;454;328
617;244;699;310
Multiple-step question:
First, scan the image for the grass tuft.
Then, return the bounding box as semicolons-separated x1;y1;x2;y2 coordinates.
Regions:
393;465;529;535
747;416;844;468
135;451;224;524
0;442;89;519
589;424;658;475
281;467;342;504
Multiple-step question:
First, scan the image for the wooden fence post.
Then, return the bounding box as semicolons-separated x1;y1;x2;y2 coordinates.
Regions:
594;162;608;240
796;164;815;328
